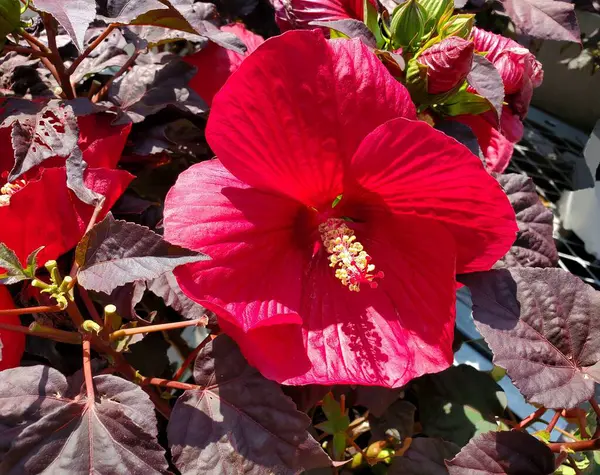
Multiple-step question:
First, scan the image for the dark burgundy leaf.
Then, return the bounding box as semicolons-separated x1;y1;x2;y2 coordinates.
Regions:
75;213;209;293
446;430;555;474
33;0;96;51
352;386;403;417
125;332;171;377
369;400;416;443
168;335;332;474
98;0;171;24
146;272;207;320
108;58;207;124
309;19;377;48
495;173;558;268
282;385;331;413
500;0;580;43
415;365;507;446
0;366;169;473
70;29;129;84
389;438;460;475
66;146;104;206
9;102;79;181
436;119;482;159
467;54;505;123
166;0;246;51
460;267;600;408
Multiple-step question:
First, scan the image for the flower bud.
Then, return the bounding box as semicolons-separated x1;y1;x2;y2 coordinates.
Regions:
0;0;20;41
390;0;427;51
418;36;474;94
440;13;475;39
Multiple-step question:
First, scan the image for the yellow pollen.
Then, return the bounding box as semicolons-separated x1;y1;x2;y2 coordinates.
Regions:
318;218;383;292
0;179;27;206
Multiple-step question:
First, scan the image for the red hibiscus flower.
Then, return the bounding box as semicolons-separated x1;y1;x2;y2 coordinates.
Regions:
164;31;517;387
456;27;543;173
0;286;24;371
185;24;265;107
273;0;366;31
0;113;133;265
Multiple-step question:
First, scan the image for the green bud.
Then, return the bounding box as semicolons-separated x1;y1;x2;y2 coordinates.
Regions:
82;319;102;335
350;453;363;469
440;14;475;39
419;0;453;33
0;0;20;41
390;0;428;51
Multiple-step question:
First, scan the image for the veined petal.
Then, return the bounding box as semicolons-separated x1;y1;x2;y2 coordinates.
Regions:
349;117;517;273
185;24;265;106
274;0;365;31
455;112;516;173
77;114;131;169
0;167;133;265
164;159;306;331
217;214;457;387
206;30;416;208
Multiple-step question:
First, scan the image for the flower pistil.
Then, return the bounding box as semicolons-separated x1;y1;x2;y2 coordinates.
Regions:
318;218;384;292
0;179;27;206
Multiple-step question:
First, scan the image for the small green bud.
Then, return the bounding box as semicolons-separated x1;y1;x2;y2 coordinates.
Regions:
440;14;475;39
350;452;363;469
390;0;428;51
82;319;102;335
31;278;51;290
0;0;20;41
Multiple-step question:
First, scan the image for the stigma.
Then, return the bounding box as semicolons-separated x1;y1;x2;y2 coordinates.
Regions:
318;218;384;292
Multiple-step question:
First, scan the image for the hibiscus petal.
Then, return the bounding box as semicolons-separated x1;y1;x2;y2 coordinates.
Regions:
218;214;457;387
164;160;306;331
349;117;517;274
77;114;131;169
274;0;364;31
206;30;416;208
185;24;265;107
455;113;516;173
0;167;133;265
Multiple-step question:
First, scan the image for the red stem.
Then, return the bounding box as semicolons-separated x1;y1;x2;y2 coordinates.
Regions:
82;336;95;406
0;305;62;316
548;438;600;453
110;319;204;341
67;25;115;76
173;334;215;381
69;202;104;279
17;30;50;53
514;407;546;431
0;322;81;344
590;399;600;420
41;14;75;99
92;49;141;103
3;44;50;57
143;377;201;391
546;411;561;434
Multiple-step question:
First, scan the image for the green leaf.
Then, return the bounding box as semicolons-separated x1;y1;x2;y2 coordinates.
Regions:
419;0;453;33
364;0;385;47
0;243;40;284
440;90;492;116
